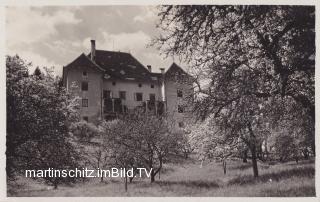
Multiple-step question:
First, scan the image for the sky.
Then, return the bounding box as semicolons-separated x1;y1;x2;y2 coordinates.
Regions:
6;6;176;76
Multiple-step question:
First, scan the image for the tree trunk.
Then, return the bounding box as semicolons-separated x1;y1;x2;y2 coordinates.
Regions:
247;122;259;177
243;149;248;163
264;140;269;161
200;159;204;168
124;175;128;192
53;178;58;189
152;156;163;182
250;146;259;178
150;169;155;183
223;159;227;175
129;169;136;183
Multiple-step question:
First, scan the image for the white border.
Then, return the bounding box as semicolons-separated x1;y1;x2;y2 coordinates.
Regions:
0;0;318;201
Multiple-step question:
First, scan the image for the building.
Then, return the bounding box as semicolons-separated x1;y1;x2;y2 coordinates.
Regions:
62;40;193;127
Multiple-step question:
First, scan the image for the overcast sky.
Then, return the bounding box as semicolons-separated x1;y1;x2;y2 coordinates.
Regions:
6;6;176;76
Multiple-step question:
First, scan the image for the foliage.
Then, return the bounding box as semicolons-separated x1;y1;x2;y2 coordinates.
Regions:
153;5;315;177
102;111;180;184
70;121;100;143
33;66;43;79
6;55;80;188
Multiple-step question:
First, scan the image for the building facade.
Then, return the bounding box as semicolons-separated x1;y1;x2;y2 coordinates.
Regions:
63;40;193;127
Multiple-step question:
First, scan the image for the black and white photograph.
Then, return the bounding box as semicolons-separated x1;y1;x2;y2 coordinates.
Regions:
5;2;316;198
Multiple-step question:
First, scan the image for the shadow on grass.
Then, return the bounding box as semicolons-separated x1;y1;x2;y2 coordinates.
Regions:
229;162;270;171
156;180;220;189
160;167;176;175
260;185;315;197
228;166;314;186
285;159;315;166
229;163;252;170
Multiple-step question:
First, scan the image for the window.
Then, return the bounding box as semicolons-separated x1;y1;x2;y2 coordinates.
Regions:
135;93;143;101
83;116;88;122
112;81;116;86
82;99;88;107
177;89;183;98
103;90;112;99
151;84;154;88
119;91;126;100
149;94;155;102
178;105;184;113
82;71;88;78
81;81;88;91
178;122;184;128
138;83;142;87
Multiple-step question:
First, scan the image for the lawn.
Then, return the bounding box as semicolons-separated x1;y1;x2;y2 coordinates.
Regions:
7;157;315;197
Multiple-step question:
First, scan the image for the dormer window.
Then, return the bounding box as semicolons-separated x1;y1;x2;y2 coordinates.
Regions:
112;81;116;86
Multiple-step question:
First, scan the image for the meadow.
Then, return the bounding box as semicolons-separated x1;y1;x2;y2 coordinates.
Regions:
8;157;315;197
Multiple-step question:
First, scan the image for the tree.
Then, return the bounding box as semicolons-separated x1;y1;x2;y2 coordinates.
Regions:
69;120;109;183
267;96;313;161
102;111;180;186
6;55;80;188
70;121;100;143
33;66;43;79
153;5;315;177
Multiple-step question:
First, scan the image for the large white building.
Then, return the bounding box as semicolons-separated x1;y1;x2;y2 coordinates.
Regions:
63;40;193;127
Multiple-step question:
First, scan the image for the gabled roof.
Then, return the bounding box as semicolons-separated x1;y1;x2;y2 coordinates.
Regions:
64;53;105;72
166;62;188;76
88;50;154;82
64;50;192;83
165;62;194;81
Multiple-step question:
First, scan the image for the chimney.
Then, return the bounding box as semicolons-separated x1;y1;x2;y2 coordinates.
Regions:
91;40;96;61
147;65;152;72
160;68;165;74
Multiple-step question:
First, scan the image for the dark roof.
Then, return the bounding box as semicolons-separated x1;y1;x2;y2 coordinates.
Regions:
64;53;104;72
65;50;191;82
166;63;187;76
165;63;195;82
88;50;156;82
166;63;191;77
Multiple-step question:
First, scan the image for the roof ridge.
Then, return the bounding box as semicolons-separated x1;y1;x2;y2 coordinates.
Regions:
82;53;105;72
95;49;130;55
126;52;151;73
167;62;189;75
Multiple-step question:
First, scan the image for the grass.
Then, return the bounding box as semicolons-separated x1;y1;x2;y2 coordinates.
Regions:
7;157;315;197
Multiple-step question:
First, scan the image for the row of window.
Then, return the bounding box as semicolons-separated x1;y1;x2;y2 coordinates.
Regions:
81;81;184;98
103;90;155;102
81;97;185;113
81;81;155;91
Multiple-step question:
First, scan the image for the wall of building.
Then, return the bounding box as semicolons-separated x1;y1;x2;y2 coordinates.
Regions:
65;66;103;122
165;79;194;127
102;79;161;110
65;64;193;125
